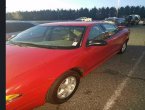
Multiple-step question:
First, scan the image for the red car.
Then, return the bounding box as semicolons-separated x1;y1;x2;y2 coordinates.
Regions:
6;22;130;110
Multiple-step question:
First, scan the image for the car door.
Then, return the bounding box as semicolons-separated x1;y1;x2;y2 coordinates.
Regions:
83;25;111;71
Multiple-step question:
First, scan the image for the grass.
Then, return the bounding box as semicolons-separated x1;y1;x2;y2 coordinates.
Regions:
128;25;145;46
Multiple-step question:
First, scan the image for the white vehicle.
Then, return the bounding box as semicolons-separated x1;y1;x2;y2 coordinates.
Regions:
75;17;92;22
126;14;141;25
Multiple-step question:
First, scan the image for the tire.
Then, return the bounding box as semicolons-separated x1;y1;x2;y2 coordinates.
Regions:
118;41;127;54
46;70;80;104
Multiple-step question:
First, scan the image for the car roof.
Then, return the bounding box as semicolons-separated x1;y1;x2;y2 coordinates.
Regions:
40;21;104;27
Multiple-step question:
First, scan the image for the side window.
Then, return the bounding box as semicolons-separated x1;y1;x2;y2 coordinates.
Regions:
102;23;118;35
88;25;104;41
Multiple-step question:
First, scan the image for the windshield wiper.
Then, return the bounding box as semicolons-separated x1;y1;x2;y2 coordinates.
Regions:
13;42;48;48
7;40;24;47
7;41;77;49
7;41;40;47
9;42;60;49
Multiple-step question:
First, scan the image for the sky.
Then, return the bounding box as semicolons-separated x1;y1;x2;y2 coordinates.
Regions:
6;0;145;12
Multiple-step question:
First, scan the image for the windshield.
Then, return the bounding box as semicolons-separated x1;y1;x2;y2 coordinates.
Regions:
8;25;86;49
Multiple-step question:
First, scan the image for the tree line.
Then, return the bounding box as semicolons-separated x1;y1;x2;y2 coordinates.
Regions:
6;6;145;20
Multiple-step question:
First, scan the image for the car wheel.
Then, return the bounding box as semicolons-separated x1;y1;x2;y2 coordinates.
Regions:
46;70;80;104
118;41;127;54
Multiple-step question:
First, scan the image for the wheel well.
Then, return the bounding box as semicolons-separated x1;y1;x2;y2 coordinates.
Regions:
126;38;129;43
70;67;83;76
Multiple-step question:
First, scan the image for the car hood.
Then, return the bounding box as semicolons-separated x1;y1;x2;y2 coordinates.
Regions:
6;45;78;82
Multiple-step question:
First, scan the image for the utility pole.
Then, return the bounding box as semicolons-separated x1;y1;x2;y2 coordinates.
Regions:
116;0;120;17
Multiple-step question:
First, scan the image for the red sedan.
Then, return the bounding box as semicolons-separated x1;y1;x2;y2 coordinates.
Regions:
6;21;130;110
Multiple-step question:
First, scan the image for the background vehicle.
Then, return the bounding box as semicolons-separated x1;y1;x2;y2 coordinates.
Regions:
75;17;92;21
126;14;141;25
6;21;38;40
105;17;128;26
6;22;130;110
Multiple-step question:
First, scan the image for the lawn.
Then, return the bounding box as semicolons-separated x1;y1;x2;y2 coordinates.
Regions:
128;25;145;46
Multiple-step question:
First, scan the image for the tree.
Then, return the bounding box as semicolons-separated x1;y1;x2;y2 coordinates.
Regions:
6;6;145;20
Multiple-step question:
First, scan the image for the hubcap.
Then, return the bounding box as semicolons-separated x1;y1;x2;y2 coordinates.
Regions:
57;76;77;99
122;43;126;52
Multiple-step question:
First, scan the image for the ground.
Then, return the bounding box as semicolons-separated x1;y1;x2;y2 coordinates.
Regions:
35;24;145;110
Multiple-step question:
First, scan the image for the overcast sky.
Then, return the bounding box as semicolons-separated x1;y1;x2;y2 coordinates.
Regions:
6;0;145;12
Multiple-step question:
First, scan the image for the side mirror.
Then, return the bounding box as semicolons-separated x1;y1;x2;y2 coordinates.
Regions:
118;25;126;30
87;40;107;46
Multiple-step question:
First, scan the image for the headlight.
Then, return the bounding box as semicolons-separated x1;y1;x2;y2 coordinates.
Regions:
6;94;21;103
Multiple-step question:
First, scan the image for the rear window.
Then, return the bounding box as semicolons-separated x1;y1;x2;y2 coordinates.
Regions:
6;22;35;33
101;23;118;35
103;24;116;31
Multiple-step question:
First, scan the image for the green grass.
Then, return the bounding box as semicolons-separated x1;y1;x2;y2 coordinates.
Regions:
128;25;145;46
